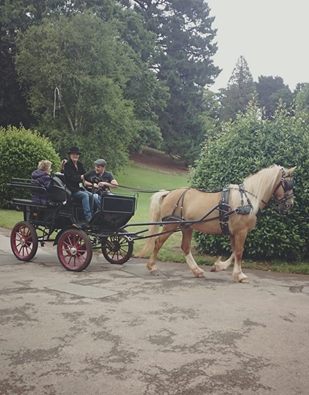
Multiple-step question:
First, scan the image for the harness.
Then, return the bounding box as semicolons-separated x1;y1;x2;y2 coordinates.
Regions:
219;187;231;235
162;186;254;235
159;169;294;236
219;185;253;235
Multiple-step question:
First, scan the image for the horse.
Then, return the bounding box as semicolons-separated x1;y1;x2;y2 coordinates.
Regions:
138;165;296;282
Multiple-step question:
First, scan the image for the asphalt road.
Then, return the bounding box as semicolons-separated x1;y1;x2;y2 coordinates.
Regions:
0;229;308;395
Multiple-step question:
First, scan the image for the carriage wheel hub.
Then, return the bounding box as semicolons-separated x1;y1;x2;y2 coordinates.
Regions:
70;247;77;256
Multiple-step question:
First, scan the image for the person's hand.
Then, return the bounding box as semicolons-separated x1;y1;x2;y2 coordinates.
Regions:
98;181;108;188
93;183;99;189
81;174;84;181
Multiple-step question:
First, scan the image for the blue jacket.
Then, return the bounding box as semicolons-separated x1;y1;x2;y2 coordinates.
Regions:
31;169;52;204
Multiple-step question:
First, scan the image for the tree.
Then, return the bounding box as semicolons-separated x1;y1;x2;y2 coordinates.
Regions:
120;0;220;164
294;83;309;115
115;9;169;150
16;13;138;170
1;0;167;152
219;56;256;121
256;76;293;119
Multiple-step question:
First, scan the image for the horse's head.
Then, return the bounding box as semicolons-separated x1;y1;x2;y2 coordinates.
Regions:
273;167;296;214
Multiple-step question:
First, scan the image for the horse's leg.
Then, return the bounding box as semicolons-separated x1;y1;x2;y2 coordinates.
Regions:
147;226;174;274
232;230;248;283
181;227;205;278
211;235;235;272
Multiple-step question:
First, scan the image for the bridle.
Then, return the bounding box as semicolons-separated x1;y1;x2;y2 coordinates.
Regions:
240;169;295;213
271;172;295;213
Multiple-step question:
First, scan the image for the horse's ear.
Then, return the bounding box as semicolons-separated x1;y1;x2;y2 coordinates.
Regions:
285;166;297;177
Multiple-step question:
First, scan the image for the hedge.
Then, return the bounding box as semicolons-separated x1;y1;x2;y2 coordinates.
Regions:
191;106;309;261
0;126;60;207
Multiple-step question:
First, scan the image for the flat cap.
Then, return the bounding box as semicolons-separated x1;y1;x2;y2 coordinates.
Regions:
94;159;106;167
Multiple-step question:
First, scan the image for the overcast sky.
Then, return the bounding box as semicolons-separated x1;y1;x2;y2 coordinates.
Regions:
207;0;309;91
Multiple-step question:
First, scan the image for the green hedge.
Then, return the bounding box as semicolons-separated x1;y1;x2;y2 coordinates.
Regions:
0;126;60;207
191;106;309;261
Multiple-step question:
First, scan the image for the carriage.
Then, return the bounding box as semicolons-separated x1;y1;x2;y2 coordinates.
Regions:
8;177;138;271
8;165;296;282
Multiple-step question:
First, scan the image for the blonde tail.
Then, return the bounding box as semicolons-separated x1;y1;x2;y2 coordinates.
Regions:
136;190;170;257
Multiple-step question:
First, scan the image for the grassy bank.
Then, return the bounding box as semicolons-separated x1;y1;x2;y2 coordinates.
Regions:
1;161;308;274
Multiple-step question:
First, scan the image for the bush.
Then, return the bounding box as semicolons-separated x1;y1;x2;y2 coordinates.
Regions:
0;126;60;207
191;105;309;261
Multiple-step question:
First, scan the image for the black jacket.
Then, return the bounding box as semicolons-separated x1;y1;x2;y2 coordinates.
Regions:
64;159;86;193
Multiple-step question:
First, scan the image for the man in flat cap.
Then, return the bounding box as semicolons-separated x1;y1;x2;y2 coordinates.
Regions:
84;159;118;207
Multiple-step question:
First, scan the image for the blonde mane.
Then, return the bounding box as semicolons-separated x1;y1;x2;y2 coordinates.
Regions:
239;165;283;214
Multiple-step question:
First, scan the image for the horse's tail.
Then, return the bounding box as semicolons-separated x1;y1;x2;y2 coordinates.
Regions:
136;190;170;257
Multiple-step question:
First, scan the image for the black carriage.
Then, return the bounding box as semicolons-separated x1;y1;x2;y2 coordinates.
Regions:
8;177;136;271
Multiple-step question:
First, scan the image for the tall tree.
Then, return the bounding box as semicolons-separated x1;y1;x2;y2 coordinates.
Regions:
1;0;167;151
256;75;293;119
219;56;256;121
120;0;220;164
16;13;138;170
294;83;309;116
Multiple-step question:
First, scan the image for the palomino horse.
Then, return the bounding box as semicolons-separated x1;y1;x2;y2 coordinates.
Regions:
138;165;296;282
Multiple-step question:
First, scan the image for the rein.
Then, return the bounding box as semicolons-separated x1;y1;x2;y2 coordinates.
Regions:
117;184;165;193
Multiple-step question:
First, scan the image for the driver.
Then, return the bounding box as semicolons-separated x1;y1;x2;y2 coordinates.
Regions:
84;159;118;207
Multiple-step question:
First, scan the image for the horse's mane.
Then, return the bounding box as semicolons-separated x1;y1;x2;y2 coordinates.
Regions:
232;165;283;214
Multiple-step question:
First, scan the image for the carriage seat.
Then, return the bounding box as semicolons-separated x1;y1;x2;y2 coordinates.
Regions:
12;198;61;208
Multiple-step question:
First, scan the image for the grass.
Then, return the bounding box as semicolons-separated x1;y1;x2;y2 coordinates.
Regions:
117;161;194;262
0;209;23;229
1;160;308;274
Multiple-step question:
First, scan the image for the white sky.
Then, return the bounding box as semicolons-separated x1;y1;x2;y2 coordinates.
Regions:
207;0;309;91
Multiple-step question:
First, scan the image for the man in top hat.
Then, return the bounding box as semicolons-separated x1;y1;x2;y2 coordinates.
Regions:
84;159;118;207
64;146;93;223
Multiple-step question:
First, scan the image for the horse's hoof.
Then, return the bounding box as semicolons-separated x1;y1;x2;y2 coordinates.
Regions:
193;269;205;278
150;269;159;276
239;277;249;283
233;273;249;283
147;262;155;271
210;266;217;272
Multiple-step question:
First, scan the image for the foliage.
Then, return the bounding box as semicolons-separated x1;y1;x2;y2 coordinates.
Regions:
191;105;309;261
256;75;293;119
1;0;167;159
0;0;69;128
121;0;220;164
294;83;309;116
0;126;60;207
219;56;256;121
116;9;169;151
15;13;139;171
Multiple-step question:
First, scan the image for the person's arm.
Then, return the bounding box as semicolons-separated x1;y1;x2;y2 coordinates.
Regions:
98;173;118;189
83;171;99;189
42;174;52;190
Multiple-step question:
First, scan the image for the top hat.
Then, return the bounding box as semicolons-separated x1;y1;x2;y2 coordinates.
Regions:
67;146;81;155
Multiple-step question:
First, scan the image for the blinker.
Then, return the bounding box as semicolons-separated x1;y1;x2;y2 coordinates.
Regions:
283;178;294;192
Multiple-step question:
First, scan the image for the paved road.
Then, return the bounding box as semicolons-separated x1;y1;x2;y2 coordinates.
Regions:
0;229;308;395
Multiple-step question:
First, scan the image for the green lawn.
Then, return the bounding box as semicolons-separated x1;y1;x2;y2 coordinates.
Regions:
1;161;308;274
117;162;207;264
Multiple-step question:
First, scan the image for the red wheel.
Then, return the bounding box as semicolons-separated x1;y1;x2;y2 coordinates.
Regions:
57;229;92;271
101;234;133;265
10;221;38;261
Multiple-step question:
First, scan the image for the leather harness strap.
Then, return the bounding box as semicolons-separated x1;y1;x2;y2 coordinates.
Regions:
171;188;191;220
219;187;231;235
